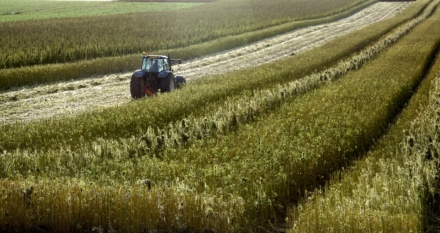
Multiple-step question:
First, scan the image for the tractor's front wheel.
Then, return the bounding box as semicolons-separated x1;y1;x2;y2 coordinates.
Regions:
130;75;146;99
160;74;175;93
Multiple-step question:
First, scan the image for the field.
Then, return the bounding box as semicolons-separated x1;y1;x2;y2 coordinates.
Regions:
1;0;440;232
0;0;202;22
0;2;409;124
0;0;372;89
0;0;367;69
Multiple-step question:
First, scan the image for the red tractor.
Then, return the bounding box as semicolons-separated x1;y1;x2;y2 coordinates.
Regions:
130;52;186;98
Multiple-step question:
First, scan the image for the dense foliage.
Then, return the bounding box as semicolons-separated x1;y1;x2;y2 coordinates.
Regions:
291;39;440;233
0;0;425;151
0;0;371;90
0;0;367;69
0;0;201;22
1;0;439;232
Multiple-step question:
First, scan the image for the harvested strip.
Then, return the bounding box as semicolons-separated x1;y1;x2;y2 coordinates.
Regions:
0;2;410;124
176;2;409;79
30;0;436;156
1;1;440;232
0;0;431;152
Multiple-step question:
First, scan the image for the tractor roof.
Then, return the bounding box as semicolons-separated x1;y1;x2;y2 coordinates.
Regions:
143;55;168;59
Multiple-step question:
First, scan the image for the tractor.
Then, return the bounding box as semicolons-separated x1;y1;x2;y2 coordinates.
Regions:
130;52;186;98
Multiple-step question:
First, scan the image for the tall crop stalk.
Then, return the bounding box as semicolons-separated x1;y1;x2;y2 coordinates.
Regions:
0;0;368;70
1;0;440;232
0;0;375;89
290;56;440;233
0;0;432;152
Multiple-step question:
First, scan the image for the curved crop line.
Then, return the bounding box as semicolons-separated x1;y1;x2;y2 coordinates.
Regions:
3;0;435;158
0;0;376;89
290;64;440;233
0;1;434;155
132;0;440;156
1;2;440;232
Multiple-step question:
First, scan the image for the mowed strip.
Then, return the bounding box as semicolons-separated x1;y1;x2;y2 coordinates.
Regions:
0;0;429;152
0;2;408;106
131;0;440;228
1;0;440;232
0;0;369;70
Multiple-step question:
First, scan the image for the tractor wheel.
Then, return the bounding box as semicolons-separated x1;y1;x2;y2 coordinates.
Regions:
160;74;175;93
176;76;186;88
130;75;146;99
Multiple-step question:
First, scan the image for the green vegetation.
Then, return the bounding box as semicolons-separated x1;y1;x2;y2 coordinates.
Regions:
0;0;372;89
1;0;439;232
0;0;368;68
290;39;440;233
0;0;201;22
0;0;429;152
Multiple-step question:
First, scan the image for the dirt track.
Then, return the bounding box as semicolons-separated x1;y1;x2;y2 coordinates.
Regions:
0;2;410;124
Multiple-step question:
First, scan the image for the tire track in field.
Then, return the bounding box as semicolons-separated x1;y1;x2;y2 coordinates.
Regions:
0;2;410;124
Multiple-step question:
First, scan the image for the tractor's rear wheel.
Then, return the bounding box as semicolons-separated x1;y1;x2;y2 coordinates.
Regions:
176;76;186;88
130;75;146;99
160;74;175;93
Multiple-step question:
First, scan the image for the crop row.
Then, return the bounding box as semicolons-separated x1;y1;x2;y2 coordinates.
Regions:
39;0;436;158
290;52;440;232
0;1;202;23
108;0;440;157
1;0;439;231
0;0;375;90
0;0;366;70
0;0;430;152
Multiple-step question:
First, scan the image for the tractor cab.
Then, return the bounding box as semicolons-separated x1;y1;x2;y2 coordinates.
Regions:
130;52;186;99
141;55;170;73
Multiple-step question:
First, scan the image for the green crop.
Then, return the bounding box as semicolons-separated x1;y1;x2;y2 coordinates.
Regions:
290;48;440;233
0;0;201;22
0;0;373;89
0;0;367;69
0;0;430;152
1;0;439;232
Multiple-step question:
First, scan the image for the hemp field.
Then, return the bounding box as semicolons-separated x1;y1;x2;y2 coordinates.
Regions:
2;0;440;232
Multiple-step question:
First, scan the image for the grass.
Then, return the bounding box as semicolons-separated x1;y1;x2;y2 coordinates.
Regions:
0;0;202;22
0;0;373;89
1;0;439;231
0;0;430;152
289;38;440;233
